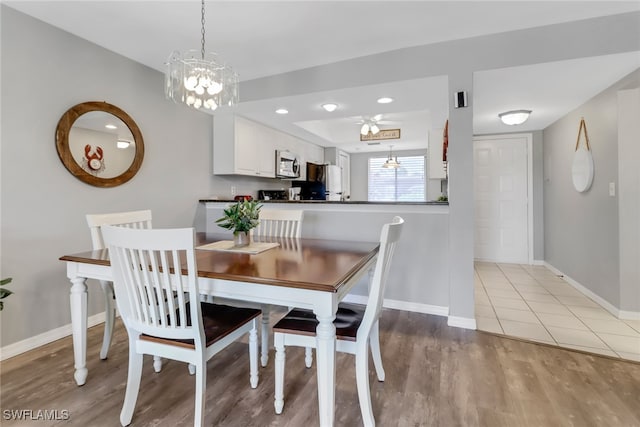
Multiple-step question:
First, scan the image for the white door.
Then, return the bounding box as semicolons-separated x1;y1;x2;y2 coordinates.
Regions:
474;135;529;263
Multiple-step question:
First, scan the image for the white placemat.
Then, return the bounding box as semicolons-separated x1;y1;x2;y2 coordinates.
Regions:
196;240;280;254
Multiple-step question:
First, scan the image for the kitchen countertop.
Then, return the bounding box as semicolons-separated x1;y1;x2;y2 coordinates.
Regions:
199;199;448;206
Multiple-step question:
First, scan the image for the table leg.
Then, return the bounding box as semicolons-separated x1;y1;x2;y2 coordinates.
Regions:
315;312;337;427
261;305;270;367
70;276;88;386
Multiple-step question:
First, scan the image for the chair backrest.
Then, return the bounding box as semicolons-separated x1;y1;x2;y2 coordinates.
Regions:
86;210;152;250
358;216;404;340
254;209;304;238
102;225;205;349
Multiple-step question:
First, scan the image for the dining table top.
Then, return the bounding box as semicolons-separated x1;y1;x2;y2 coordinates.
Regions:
60;232;379;293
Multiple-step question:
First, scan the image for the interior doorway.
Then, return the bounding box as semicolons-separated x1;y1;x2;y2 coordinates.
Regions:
473;134;533;264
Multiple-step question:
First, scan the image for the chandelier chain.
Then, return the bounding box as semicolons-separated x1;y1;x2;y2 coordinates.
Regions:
200;0;206;60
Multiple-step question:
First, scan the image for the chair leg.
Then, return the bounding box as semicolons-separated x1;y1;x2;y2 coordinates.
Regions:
355;342;375;427
119;341;143;427
99;281;115;360
249;320;259;388
369;321;385;381
261;306;270;367
194;359;206;427
304;347;313;368
274;333;285;414
153;356;163;373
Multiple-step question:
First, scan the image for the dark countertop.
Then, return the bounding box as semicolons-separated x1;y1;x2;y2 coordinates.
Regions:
199;199;448;206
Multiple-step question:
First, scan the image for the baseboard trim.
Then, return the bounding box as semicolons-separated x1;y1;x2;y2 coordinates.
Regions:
532;259;545;266
342;294;449;317
447;316;477;330
0;312;106;362
543;262;640;320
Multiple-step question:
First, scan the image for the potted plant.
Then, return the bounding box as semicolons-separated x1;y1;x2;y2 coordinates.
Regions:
0;278;13;311
215;200;262;247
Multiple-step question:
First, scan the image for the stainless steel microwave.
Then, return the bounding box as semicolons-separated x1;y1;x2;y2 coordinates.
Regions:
275;150;300;178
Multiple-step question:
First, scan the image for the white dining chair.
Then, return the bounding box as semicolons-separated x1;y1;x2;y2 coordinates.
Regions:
86;210;163;372
103;225;260;427
253;209;304;239
273;216;404;426
217;209;305;367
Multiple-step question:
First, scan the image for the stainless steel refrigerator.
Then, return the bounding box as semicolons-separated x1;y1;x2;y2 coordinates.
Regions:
306;162;342;201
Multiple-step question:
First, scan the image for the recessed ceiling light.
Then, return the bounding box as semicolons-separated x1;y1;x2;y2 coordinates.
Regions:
275;108;289;115
105;124;117;129
321;103;338;112
377;97;394;104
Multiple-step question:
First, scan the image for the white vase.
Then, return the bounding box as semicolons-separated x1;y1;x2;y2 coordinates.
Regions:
233;231;250;247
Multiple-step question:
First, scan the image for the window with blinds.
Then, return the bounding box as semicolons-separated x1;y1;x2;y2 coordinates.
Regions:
368;155;426;201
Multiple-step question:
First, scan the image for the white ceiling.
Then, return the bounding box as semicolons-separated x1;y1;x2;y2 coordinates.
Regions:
6;1;640;153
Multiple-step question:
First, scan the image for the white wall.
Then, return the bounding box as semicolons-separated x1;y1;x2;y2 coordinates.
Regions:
543;69;640;311
0;7;282;347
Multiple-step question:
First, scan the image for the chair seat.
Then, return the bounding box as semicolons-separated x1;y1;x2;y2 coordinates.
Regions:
141;303;261;349
273;303;365;342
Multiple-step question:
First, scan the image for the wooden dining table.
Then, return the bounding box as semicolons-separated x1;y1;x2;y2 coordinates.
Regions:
60;232;379;426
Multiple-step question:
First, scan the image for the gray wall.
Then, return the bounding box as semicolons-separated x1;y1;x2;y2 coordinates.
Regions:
543;69;640;310
617;87;640;313
2;7;639;348
241;11;640;323
0;7;283;347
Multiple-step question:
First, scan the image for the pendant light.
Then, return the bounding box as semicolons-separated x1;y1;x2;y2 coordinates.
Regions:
165;0;239;112
382;145;400;169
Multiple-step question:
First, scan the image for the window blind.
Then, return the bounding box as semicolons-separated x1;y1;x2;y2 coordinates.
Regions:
368;155;426;202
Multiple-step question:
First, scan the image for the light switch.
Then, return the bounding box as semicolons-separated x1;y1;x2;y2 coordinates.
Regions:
609;182;616;197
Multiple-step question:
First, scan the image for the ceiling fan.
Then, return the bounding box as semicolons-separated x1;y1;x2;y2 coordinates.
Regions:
356;114;398;136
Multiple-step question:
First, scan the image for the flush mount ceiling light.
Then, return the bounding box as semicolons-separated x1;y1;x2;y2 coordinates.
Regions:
321;103;338;112
275;108;289;115
117;140;131;149
382;145;400;169
165;0;239;112
377;97;394;104
105;124;117;130
498;109;532;125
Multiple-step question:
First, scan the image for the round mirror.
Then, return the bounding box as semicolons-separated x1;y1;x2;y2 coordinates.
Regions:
56;102;144;187
571;147;594;192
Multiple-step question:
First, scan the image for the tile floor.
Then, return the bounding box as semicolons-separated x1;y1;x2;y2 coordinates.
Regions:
474;262;640;362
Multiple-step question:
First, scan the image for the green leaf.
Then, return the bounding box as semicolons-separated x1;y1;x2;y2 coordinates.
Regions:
215;200;262;234
0;288;13;299
0;277;12;287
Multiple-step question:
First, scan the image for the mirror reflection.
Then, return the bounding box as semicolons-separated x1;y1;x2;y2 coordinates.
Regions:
70;112;136;179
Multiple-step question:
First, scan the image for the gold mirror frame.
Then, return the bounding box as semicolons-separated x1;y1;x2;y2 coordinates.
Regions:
56;101;144;187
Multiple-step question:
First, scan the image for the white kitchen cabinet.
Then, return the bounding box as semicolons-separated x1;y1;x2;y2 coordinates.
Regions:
213;113;323;180
213;114;276;177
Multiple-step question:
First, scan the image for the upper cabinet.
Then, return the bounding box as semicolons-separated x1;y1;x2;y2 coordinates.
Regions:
213;114;323;179
213;114;275;177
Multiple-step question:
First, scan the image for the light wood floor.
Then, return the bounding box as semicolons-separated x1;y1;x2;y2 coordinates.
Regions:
2;309;640;426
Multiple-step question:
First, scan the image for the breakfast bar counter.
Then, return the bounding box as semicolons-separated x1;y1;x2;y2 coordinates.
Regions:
200;199;451;316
